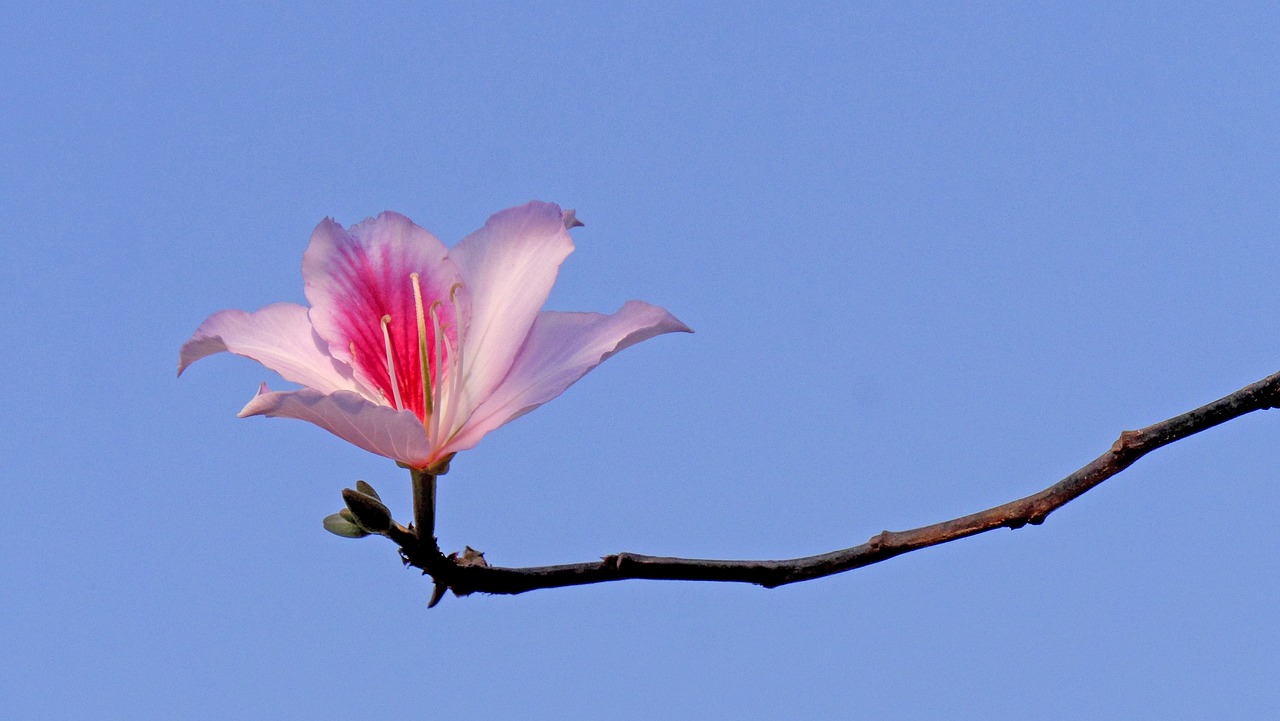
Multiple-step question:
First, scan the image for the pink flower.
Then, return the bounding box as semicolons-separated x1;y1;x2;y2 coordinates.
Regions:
179;201;690;471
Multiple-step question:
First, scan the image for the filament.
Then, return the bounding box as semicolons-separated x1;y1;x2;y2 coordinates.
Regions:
410;273;433;419
380;314;403;410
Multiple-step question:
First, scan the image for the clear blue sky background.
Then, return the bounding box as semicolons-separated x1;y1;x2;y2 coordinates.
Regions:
4;2;1279;718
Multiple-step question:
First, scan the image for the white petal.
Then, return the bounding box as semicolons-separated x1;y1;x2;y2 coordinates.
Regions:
239;385;434;467
442;300;692;455
446;201;575;420
179;303;366;396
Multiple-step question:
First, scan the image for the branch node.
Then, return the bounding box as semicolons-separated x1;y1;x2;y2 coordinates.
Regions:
868;531;893;550
450;546;489;568
1111;429;1142;455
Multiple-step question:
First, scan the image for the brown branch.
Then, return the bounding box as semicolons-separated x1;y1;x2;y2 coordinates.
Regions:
377;369;1280;602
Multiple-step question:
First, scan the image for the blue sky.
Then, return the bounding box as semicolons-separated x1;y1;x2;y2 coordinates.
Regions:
4;2;1279;718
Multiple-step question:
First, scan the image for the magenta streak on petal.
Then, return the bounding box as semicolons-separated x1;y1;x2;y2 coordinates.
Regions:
303;214;460;423
334;241;417;412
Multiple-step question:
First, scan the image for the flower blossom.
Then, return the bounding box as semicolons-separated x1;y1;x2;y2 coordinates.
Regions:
179;201;690;471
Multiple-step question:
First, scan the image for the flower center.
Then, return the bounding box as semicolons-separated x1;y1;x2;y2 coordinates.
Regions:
370;272;467;442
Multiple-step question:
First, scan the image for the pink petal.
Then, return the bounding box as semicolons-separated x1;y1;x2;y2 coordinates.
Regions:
239;384;434;467
446;201;575;418
178;302;366;395
302;212;462;420
442;300;692;455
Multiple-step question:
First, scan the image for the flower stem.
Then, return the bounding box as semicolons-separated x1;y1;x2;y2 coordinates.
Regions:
411;468;437;544
410;467;451;607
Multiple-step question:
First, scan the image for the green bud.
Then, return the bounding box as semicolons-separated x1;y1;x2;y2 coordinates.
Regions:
355;480;381;502
322;512;371;538
342;487;393;534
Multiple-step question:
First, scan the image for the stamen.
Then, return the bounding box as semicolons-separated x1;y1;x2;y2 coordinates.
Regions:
428;301;445;442
410;273;433;419
380;314;404;410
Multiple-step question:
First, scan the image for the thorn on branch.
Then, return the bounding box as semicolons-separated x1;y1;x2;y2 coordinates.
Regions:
428;580;448;608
